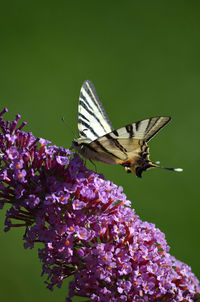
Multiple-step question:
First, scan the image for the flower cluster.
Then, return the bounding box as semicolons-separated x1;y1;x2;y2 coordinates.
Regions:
0;108;199;301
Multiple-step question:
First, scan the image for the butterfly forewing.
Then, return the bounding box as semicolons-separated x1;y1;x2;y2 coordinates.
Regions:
78;80;113;142
141;117;171;142
108;117;171;141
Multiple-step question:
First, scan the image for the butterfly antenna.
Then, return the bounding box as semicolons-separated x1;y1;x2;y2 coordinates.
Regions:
61;117;77;138
152;161;183;172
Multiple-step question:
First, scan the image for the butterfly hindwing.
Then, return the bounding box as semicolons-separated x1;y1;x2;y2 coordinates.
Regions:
89;135;143;164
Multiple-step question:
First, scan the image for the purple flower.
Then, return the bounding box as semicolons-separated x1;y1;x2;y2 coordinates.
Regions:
6;146;19;159
13;168;27;183
56;155;70;166
0;108;200;302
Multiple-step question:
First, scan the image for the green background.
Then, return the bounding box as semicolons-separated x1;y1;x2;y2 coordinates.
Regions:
0;1;200;301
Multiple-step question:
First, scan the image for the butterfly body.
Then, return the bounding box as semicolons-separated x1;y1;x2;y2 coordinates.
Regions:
73;80;181;178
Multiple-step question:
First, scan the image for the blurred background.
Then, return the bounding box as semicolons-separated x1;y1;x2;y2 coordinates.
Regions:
0;1;200;301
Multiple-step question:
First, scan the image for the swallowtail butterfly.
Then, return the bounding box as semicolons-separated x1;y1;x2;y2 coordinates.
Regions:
73;80;182;178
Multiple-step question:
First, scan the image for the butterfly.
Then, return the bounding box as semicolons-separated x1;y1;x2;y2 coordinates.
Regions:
72;80;182;178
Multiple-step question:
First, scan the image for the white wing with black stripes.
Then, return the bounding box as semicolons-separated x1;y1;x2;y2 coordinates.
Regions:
110;116;171;142
78;80;113;142
73;80;182;178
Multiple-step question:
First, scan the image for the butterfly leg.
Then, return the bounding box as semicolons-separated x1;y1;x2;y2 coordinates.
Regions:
83;158;87;166
89;159;97;173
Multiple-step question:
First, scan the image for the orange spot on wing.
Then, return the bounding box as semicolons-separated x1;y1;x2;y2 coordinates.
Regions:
121;160;131;165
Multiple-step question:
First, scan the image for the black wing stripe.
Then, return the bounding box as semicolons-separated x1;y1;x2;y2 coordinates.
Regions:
94;140;121;160
78;112;90;123
82;82;106;118
85;86;100;110
79;100;108;133
106;134;127;153
143;118;157;138
125;124;134;138
79;92;93;111
79;131;87;137
85;82;106;117
145;117;171;142
145;118;154;135
112;130;119;136
78;119;99;139
135;121;140;131
79;100;95;117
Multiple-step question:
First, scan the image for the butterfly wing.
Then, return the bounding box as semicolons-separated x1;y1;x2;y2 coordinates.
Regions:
78;80;113;142
109;116;171;142
88;135;140;164
88;116;171;165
